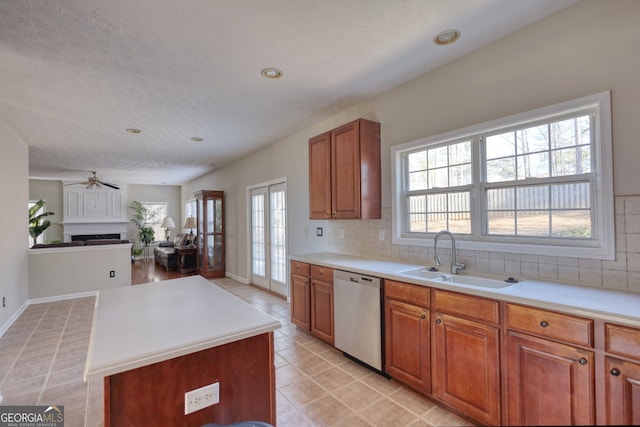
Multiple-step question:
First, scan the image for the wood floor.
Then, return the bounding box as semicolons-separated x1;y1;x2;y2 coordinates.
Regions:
131;258;195;285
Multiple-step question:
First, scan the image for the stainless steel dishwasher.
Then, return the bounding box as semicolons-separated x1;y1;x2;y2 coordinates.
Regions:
333;270;383;372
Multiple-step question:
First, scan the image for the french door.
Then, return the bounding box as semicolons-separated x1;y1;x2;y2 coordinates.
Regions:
251;181;287;297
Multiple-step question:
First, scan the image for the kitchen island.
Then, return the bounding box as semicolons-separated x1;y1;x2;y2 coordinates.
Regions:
84;275;280;427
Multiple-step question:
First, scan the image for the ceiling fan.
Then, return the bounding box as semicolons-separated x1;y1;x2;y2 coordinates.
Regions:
65;171;120;190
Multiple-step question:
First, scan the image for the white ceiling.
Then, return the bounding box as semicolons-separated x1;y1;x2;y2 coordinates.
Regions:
0;0;578;186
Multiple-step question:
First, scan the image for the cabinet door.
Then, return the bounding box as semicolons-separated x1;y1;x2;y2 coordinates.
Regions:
308;132;332;219
505;330;595;426
605;357;640;425
331;121;361;219
310;279;334;345
291;273;310;332
385;299;430;393
433;312;500;425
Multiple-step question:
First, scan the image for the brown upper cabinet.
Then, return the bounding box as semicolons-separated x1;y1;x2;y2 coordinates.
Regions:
309;119;381;219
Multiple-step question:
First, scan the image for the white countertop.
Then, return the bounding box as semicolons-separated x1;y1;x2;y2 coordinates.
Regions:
291;252;640;327
84;275;281;381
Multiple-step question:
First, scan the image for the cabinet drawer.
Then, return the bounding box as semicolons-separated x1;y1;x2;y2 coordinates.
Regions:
385;280;430;307
505;304;593;347
433;289;499;324
310;265;333;284
606;323;640;360
291;260;310;276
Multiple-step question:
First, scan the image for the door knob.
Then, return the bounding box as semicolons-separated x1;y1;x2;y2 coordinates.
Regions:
610;368;621;376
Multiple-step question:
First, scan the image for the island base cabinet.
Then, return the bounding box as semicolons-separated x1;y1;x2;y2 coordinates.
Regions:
505;330;595;426
433;313;501;426
604;357;640;425
384;299;430;393
104;332;276;427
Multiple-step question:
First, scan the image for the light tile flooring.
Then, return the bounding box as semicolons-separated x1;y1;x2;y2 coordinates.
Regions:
0;278;473;427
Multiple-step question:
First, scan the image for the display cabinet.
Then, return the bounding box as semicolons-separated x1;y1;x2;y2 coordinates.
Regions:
194;190;225;278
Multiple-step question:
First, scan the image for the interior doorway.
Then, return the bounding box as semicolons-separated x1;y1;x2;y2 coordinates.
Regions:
250;180;287;297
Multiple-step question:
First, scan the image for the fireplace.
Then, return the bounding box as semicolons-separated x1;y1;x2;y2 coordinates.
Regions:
71;233;121;241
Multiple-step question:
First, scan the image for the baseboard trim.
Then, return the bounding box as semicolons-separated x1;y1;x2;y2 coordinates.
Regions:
28;290;98;305
225;272;250;284
0;300;29;338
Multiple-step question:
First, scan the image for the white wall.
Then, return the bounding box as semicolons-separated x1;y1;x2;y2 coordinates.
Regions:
0;118;29;330
183;1;640;289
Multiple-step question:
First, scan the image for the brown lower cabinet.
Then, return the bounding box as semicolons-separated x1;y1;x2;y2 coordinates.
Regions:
384;298;430;393
310;277;334;345
604;357;640;425
290;261;310;331
290;261;334;345
433;312;501;425
505;330;595;425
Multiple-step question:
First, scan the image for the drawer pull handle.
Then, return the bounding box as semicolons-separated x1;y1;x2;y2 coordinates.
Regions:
436;319;442;324
578;358;588;365
420;314;426;319
610;368;621;376
540;320;549;328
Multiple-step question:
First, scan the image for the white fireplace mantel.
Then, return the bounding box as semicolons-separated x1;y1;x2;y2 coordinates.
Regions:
62;185;129;242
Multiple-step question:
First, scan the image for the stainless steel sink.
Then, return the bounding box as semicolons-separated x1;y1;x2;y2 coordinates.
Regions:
399;267;518;289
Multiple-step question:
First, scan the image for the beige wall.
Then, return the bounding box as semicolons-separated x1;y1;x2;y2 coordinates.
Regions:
0;118;29;330
184;1;640;290
28;244;132;299
29;179;64;243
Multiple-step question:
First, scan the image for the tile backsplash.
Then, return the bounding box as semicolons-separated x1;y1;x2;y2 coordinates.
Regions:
326;195;640;293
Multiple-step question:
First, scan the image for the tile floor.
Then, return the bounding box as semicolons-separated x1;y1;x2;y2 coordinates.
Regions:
0;278;473;427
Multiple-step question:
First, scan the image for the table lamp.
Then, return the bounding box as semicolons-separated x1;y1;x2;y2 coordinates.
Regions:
183;216;197;247
161;217;176;241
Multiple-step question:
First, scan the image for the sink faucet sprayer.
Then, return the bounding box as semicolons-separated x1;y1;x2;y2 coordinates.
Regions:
434;230;465;275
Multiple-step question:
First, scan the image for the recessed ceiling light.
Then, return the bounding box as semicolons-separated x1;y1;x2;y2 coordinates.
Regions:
190;137;203;142
126;128;142;134
261;68;283;79
433;29;461;46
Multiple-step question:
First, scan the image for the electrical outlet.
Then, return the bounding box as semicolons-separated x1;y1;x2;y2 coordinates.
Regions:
109;270;115;278
378;229;385;241
316;227;323;237
185;382;219;415
339;228;345;238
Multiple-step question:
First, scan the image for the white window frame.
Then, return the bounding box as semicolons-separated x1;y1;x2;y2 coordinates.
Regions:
391;91;614;260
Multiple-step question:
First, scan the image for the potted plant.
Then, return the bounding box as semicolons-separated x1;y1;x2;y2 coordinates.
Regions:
130;201;160;260
29;199;54;247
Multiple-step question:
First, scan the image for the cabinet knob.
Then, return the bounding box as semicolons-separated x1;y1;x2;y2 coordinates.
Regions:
540;320;549;328
578;358;588;365
436;319;442;324
610;368;621;376
420;314;426;319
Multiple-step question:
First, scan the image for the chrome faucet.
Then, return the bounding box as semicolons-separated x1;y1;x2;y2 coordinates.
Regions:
434;230;465;275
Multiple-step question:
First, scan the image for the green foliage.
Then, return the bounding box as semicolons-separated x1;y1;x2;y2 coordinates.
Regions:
29;199;54;244
130;201;160;247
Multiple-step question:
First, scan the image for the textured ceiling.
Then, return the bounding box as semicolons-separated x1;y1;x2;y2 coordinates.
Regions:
0;0;578;185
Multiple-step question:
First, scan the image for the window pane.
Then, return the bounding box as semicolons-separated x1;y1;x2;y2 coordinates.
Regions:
551;210;592;238
408;151;427;172
552;146;591;176
409;170;428;190
427;194;446;213
488;211;515;235
486;132;515;159
516;186;549;210
448;192;470;212
551;183;590;209
517;125;549;153
551;115;591;149
516;210;550;236
486;158;516;182
409;214;427;232
449;164;471;187
517;152;549;180
448;216;471;234
427;213;447;233
428;168;448;189
428;146;448;168
487;188;514;210
449;141;471;165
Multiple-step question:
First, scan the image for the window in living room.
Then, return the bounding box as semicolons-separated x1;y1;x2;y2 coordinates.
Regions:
141;202;168;243
28;200;46;247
